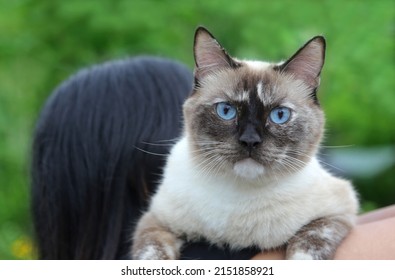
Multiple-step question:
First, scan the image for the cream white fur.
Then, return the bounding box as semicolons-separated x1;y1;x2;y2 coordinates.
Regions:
233;158;265;179
139;245;161;260
288;251;314;260
243;60;271;71
148;137;359;250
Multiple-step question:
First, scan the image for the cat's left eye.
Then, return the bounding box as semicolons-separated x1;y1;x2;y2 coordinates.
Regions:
216;102;237;120
269;107;291;124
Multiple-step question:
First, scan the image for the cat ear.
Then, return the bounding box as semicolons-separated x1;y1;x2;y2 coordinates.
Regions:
193;27;240;82
277;36;326;89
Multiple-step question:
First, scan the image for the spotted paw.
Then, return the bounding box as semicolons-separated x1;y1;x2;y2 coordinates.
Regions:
133;241;181;260
287;250;315;260
134;245;170;260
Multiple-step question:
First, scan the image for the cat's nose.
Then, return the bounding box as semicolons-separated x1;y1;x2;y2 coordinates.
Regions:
239;125;262;152
239;135;261;149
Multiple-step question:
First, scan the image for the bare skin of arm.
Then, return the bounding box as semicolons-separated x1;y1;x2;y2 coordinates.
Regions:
252;205;395;260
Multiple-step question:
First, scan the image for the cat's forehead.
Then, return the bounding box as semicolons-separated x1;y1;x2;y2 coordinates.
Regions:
198;61;310;106
234;61;276;103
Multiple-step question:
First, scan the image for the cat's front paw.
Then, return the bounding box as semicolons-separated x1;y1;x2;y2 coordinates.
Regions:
132;211;183;260
133;239;182;260
285;217;353;260
286;250;315;260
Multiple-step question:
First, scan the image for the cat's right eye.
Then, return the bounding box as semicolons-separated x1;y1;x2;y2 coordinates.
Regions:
216;102;237;120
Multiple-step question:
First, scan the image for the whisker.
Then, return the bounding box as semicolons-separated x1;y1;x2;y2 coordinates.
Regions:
203;157;223;179
281;158;304;174
140;141;175;147
320;144;355;149
150;138;181;143
287;149;345;173
192;153;220;172
133;146;169;157
193;157;221;179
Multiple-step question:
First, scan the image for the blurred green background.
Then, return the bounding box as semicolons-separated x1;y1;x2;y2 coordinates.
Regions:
0;0;394;259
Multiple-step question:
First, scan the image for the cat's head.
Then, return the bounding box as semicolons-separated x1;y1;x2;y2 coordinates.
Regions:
183;27;326;180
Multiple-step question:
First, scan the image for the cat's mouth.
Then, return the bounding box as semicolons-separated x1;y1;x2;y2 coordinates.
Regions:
233;158;265;179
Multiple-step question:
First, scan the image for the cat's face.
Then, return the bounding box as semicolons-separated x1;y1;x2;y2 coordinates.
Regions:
183;27;326;180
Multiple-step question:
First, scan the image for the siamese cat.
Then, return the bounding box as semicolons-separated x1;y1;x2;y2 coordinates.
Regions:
132;27;359;260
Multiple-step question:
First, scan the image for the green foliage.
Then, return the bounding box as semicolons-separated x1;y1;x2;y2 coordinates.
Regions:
0;0;394;259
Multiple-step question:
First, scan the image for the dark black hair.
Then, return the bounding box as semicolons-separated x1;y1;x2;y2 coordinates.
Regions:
31;56;193;259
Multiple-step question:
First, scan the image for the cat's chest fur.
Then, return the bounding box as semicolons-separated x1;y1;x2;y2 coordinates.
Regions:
149;137;357;250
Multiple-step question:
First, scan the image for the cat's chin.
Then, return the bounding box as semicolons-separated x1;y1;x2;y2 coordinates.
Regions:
233;158;265;180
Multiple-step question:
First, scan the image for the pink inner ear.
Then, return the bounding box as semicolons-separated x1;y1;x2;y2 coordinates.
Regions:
194;30;233;80
283;39;325;88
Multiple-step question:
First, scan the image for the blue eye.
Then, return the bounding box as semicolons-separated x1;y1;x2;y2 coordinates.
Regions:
269;107;291;124
216;102;237;120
